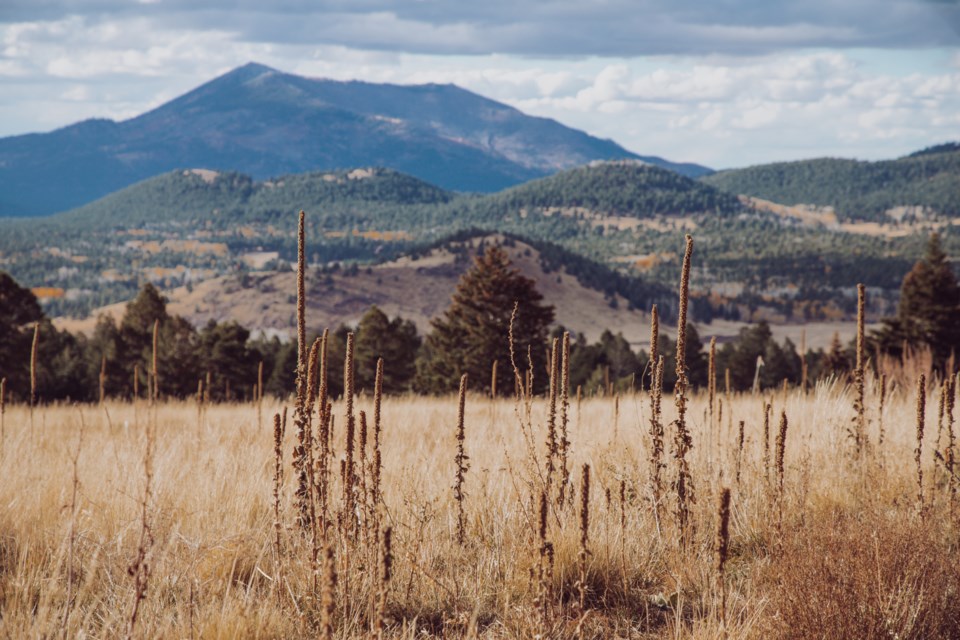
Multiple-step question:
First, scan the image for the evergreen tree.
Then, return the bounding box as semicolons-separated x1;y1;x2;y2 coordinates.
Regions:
598;330;641;382
0;271;42;331
877;233;960;368
0;272;43;401
354;306;421;394
718;322;774;390
567;332;604;391
822;332;850;378
199;320;256;401
714;321;799;390
415;245;554;394
0;273;95;402
762;337;801;388
109;283;201;398
88;315;126;397
684;323;710;389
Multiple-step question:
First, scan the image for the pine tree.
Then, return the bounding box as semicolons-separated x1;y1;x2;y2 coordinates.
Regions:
354;306;421;394
199;320;255;401
822;332;851;378
878;233;960;368
114;283;200;398
415;245;555;394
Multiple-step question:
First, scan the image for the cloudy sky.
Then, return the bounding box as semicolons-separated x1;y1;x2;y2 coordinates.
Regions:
1;1;959;168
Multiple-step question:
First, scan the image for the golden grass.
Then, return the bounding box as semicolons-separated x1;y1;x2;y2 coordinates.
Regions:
1;377;959;638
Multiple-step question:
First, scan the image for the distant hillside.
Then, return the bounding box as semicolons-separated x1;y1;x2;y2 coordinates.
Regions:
5;158;949;328
55;232;659;346
908;142;960;157
56;167;455;229
470;160;742;218
701;145;960;221
0;62;709;217
45;161;736;236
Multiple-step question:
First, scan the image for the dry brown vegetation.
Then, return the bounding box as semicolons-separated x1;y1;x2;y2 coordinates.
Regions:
5;229;960;639
1;369;959;638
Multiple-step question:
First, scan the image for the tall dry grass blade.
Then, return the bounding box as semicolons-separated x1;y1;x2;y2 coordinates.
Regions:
358;410;369;542
726;368;733;435
343;332;356;537
673;234;695;546
649;304;659;390
293;210;312;530
775;409;788;547
455;373;469;545
800;328;808;394
305;337;322;589
126;401;155;640
508;302;523;402
946;377;956;516
851;283;866;456
936;379;947;455
317;329;331;534
878;372;887;446
195;378;203;437
649;356;665;532
736;420;745;488
613;392;620;439
714;486;731;627
30;321;39;432
578;463;591;612
546;337;559;502
272;412;285;602
374;526;393;640
257;360;264;431
151;319;159;404
559;332;571;504
763;402;772;484
371;357;383;522
536;490;554;626
320;539;337;640
708;336;717;434
99;354;106;406
62;411;85;636
916;373;926;516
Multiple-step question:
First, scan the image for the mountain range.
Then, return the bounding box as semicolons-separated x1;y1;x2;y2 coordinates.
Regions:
0;62;710;217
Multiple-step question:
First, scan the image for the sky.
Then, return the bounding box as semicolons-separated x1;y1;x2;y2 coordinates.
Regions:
1;1;959;169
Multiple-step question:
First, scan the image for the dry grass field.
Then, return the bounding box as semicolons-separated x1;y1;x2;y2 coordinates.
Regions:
1;373;959;639
5;231;959;638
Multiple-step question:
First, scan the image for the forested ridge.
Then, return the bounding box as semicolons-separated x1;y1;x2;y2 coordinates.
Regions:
701;146;960;221
1;150;957;323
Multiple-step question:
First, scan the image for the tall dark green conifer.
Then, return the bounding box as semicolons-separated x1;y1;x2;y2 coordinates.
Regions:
877;233;960;368
354;306;420;393
415;245;554;395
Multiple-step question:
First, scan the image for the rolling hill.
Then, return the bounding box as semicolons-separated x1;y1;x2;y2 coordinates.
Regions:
0;62;710;217
42;160;737;234
467;160;742;218
52;166;456;230
2;158;951;330
54;232;659;346
701;145;960;221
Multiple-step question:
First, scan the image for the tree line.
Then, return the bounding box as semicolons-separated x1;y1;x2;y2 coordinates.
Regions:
2;236;957;403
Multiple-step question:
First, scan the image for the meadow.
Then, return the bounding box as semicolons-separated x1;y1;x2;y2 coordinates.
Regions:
2;230;958;639
1;364;958;638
